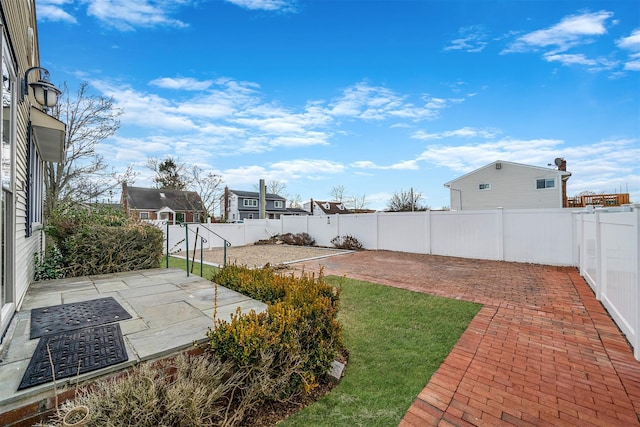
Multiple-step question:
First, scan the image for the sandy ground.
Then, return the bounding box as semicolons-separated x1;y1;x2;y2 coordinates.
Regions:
187;244;353;268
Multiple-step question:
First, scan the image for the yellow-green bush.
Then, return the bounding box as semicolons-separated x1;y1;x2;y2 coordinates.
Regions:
207;266;342;400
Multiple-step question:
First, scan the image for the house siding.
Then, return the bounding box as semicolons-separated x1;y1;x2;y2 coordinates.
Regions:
448;162;565;210
1;0;51;319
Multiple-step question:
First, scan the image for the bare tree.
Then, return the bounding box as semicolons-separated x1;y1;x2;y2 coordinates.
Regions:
188;165;224;217
44;82;129;219
287;193;302;208
347;193;369;211
254;179;287;195
386;188;428;212
329;185;346;202
148;157;187;190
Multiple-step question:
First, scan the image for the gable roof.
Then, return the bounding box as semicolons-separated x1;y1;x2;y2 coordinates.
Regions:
228;189;286;201
313;200;350;214
124;186;206;212
443;160;571;187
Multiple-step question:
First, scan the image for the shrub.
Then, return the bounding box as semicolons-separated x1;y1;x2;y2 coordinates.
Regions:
207;265;342;402
34;245;65;281
45;203;164;278
331;234;364;250
40;353;242;427
257;232;316;246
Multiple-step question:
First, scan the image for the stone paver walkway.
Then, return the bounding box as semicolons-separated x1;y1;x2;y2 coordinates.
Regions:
295;250;640;427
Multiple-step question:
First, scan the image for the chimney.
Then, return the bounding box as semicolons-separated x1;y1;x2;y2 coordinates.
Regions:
310;198;314;215
259;179;266;219
122;181;129;215
558;160;569;208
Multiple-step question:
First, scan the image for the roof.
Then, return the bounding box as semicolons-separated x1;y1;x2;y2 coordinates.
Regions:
313;200;351;214
125;185;206;212
228;189;286;201
285;207;310;215
443;160;571;187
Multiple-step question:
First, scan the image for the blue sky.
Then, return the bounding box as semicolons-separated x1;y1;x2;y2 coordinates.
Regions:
37;0;639;210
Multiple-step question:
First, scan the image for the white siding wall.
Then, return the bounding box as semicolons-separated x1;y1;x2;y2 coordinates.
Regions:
449;163;563;210
5;0;45;311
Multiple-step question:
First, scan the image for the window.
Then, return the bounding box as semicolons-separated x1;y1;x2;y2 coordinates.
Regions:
26;136;42;235
139;212;149;220
536;178;555;189
193;213;200;223
243;199;258;207
478;183;491;190
274;200;283;208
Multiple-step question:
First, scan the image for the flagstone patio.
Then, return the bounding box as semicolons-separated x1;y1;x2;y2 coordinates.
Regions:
0;268;266;415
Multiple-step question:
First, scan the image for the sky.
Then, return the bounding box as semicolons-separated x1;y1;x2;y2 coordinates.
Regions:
36;0;639;210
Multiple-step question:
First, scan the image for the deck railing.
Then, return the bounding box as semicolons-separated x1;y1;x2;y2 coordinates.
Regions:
566;193;630;208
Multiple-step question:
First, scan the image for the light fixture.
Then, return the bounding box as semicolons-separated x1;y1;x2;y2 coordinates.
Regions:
21;67;61;108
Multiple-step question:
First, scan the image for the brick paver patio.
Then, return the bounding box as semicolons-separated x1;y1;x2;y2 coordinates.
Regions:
297;250;640;426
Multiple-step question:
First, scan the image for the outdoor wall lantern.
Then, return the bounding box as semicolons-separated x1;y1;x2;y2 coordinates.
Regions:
21;67;61;108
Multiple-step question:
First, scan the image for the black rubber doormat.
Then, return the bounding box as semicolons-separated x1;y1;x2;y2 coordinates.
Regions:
18;323;128;390
30;297;131;339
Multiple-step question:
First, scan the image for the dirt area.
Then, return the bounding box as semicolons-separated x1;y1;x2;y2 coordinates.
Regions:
189;244;353;268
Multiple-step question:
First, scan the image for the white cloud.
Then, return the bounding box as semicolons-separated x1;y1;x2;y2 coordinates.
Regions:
37;0;78;23
39;0;191;30
86;0;189;31
544;53;597;66
444;26;489;53
624;58;640;71
503;10;613;54
412;127;500;140
224;0;297;12
617;29;640;72
329;82;456;121
616;29;640;51
149;77;213;91
351;160;419;170
271;159;345;175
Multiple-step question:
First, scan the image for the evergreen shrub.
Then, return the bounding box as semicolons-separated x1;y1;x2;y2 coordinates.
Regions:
207;265;342;400
44;203;164;278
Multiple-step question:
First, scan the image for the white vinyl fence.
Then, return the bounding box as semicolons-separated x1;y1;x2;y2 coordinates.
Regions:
576;207;640;360
153;206;640;360
282;209;579;266
158;219;282;254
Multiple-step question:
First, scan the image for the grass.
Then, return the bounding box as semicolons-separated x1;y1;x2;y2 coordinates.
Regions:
166;256;219;280
281;276;481;427
165;259;481;426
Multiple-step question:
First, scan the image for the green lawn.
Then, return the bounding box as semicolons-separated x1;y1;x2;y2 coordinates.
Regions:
166;256;219;280
165;259;481;426
281;276;481;427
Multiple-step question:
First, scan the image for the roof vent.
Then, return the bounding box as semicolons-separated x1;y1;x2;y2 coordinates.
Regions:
159;192;166;198
495;163;502;170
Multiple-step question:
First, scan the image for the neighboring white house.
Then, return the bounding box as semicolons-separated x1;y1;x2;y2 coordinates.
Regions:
303;199;350;216
0;1;66;343
443;160;571;210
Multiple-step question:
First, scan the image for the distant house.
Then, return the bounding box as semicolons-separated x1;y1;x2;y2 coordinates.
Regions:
303;199;351;216
121;183;207;224
284;207;311;216
222;188;287;220
443;160;571;210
